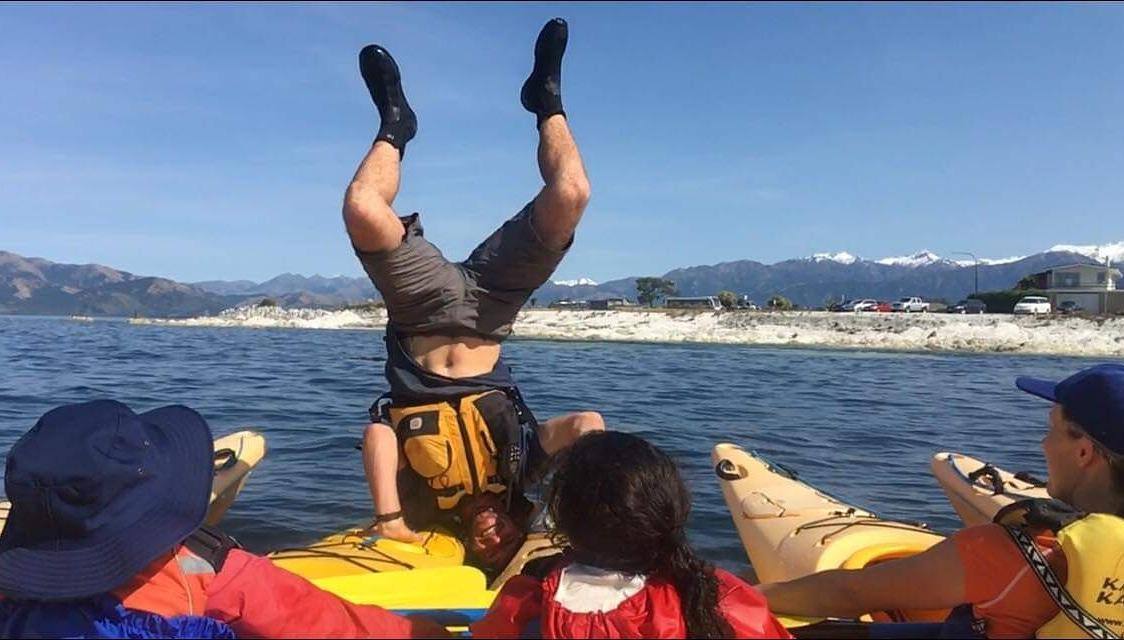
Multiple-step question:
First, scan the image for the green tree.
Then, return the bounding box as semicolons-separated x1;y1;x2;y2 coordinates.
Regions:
767;294;793;311
717;290;738;309
636;277;678;307
257;298;278;308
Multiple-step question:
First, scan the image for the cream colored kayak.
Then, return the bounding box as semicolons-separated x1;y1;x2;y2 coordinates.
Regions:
930;452;1049;527
0;429;267;535
713;442;949;626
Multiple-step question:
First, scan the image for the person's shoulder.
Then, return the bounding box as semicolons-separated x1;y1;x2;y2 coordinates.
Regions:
953;522;1055;550
208;548;273;592
712;569;794;638
713;568;767;602
952;522;1009;544
713;567;744;586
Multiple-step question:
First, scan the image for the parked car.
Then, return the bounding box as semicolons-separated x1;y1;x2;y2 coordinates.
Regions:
853;299;880;312
1057;300;1083;315
1013;296;1052;315
891;297;930;313
949;299;987;314
874;301;893;313
829;300;855;312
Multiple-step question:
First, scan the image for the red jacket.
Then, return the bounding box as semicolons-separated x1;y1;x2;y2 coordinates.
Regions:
472;559;791;639
113;545;443;638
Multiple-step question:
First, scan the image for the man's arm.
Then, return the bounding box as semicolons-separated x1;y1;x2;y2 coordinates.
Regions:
758;537;966;618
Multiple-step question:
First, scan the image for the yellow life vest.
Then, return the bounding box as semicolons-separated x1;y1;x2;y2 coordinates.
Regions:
1001;502;1124;639
389;390;515;511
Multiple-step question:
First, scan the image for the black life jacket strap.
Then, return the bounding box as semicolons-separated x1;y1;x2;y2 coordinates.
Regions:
503;385;539;430
184;525;243;573
369;392;394;425
993;498;1085;531
432;485;464;498
1004;523;1117;639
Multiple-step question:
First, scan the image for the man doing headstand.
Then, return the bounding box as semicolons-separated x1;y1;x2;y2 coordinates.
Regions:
342;18;604;571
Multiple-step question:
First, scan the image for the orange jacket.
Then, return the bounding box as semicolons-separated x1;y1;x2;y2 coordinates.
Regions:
113;545;442;638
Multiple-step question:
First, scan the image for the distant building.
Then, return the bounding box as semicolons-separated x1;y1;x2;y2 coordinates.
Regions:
548;298;589;310
665;296;722;311
736;295;758;310
1032;262;1123;314
587;297;631;310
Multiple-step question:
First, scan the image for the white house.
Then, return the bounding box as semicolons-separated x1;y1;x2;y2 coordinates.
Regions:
1040;261;1123;314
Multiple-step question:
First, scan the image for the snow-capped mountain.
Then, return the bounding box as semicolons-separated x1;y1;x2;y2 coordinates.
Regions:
552;277;599;286
1050;242;1124;265
804;242;1124;270
963;256;1026;266
810;249;1000;268
809;252;858;265
876;251;946;267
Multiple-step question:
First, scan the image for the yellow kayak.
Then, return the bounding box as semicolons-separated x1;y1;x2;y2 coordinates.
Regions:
269;525;561;626
0;429;267;535
712;442;948;629
930;452;1049;527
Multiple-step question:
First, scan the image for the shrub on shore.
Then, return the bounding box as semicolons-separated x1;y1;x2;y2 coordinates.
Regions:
717;290;738;309
767;295;794;311
636;277;678;307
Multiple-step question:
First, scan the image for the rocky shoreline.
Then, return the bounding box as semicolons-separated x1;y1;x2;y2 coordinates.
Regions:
128;306;1124;358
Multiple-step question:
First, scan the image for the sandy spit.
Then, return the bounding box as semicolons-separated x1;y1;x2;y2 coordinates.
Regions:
130;307;1124;358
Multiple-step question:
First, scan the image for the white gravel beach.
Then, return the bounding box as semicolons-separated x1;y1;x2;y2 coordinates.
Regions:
132;306;1124;358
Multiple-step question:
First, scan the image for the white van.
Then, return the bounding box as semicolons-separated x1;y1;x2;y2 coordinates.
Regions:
1013;296;1051;315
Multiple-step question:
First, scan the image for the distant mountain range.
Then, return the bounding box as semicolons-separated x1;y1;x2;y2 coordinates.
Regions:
2;243;1118;317
0;250;243;317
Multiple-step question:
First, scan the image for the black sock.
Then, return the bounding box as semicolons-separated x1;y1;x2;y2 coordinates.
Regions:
521;18;568;127
359;44;417;157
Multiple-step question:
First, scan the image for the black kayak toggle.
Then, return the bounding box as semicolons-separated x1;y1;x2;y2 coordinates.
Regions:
213;448;238;474
715;459;745;482
967;464;1004;495
1013;470;1047;488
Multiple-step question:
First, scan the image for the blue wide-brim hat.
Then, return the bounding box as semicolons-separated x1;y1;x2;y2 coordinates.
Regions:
0;400;213;601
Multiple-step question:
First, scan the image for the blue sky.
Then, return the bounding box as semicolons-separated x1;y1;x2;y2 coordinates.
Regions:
3;3;1123;283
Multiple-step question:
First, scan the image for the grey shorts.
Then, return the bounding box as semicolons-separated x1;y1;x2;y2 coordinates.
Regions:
354;201;569;340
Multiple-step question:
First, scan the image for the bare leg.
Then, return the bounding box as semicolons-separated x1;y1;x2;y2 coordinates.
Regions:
536;410;604;455
360;421;422;543
530;115;591;251
343;142;406;253
520;19;591;250
344;44;416;253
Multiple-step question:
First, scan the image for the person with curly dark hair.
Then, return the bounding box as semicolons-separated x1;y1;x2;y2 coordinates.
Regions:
471;431;790;639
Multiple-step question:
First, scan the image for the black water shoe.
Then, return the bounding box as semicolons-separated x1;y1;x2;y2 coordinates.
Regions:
521;18;568;127
359;44;417;156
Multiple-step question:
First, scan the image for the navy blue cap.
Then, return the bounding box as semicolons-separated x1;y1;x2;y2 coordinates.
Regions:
1017;364;1124;455
0;400;214;601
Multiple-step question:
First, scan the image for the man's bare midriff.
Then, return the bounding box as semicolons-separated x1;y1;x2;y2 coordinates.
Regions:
405;334;502;379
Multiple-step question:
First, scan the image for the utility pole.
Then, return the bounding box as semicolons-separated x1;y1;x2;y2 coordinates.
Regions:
951;252;979;295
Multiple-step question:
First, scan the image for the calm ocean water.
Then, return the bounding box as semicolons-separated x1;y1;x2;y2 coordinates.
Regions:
0;315;1103;570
